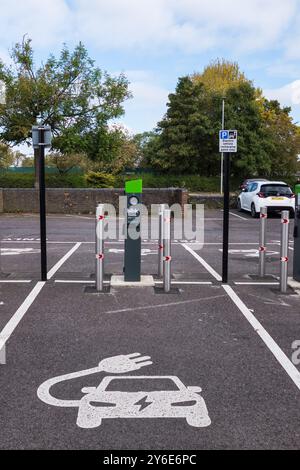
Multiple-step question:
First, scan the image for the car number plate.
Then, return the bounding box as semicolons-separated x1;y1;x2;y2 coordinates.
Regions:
271;197;284;200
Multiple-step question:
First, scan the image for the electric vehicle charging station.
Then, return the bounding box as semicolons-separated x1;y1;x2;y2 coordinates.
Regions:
124;179;143;282
293;194;300;282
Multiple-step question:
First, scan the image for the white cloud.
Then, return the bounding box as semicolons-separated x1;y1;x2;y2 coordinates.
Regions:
173;0;296;53
0;0;72;48
71;0;297;54
0;0;297;55
264;80;300;107
117;70;169;132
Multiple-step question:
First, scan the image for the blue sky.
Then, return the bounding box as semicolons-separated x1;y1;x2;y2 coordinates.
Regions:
1;0;300;140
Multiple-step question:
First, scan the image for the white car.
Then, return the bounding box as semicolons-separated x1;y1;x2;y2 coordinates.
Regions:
76;375;211;429
237;181;295;218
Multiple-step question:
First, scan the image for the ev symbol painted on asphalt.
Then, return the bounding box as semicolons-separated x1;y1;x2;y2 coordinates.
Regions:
37;353;211;429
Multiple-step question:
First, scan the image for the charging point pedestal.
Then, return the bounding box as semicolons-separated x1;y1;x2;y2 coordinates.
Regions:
124;180;142;283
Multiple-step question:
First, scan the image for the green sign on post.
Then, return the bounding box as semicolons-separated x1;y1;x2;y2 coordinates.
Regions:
125;179;143;194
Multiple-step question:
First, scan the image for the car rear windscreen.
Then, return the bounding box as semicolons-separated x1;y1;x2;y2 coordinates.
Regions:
260;185;292;196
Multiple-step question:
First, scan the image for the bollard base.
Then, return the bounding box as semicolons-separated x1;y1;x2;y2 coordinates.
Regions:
270;286;295;296
287;277;300;295
248;274;279;281
111;275;155;288
154;286;180;295
84;285;111;294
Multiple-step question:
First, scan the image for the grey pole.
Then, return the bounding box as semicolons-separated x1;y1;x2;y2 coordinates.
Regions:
259;207;268;278
280;210;290;294
163;209;172;293
158;204;166;277
95;204;105;292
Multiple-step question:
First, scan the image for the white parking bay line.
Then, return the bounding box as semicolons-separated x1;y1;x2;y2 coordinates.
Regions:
0;281;45;352
47;242;81;279
0;243;81;357
223;284;300;391
182;244;222;282
155;281;213;286
221;210;248;221
183;244;300;392
0;280;32;283
229;212;248;221
234;282;279;286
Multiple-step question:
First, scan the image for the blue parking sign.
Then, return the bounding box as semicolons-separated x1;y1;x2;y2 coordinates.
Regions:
220;130;228;139
219;129;237;153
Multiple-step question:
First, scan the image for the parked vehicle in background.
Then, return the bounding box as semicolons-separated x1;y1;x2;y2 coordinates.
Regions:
239;178;268;191
237;181;295;218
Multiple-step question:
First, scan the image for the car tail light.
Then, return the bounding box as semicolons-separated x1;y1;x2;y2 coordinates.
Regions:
258;192;266;198
291;194;296;199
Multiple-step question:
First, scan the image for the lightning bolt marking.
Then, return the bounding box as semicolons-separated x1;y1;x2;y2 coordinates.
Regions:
134;395;152;411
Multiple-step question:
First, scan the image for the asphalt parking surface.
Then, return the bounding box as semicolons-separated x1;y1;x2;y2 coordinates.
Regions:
0;209;299;450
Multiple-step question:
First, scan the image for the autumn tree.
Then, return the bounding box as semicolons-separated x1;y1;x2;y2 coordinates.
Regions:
192;59;250;95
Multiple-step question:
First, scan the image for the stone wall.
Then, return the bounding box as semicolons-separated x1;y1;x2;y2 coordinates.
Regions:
188;193;237;209
0;188;188;214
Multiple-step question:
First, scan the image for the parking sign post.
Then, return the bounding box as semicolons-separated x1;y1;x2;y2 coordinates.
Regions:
222;152;230;284
220;130;237;284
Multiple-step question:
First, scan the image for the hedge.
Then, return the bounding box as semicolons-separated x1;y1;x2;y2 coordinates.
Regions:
0;173;86;188
0;172;241;192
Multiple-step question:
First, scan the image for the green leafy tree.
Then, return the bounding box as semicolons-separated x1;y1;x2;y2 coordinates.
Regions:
147;60;300;179
21;156;34;167
12;150;25;167
259;99;300;179
133;131;161;168
45;152;92;175
150;77;214;174
0;37;130;185
0;142;14;169
85;125;138;174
